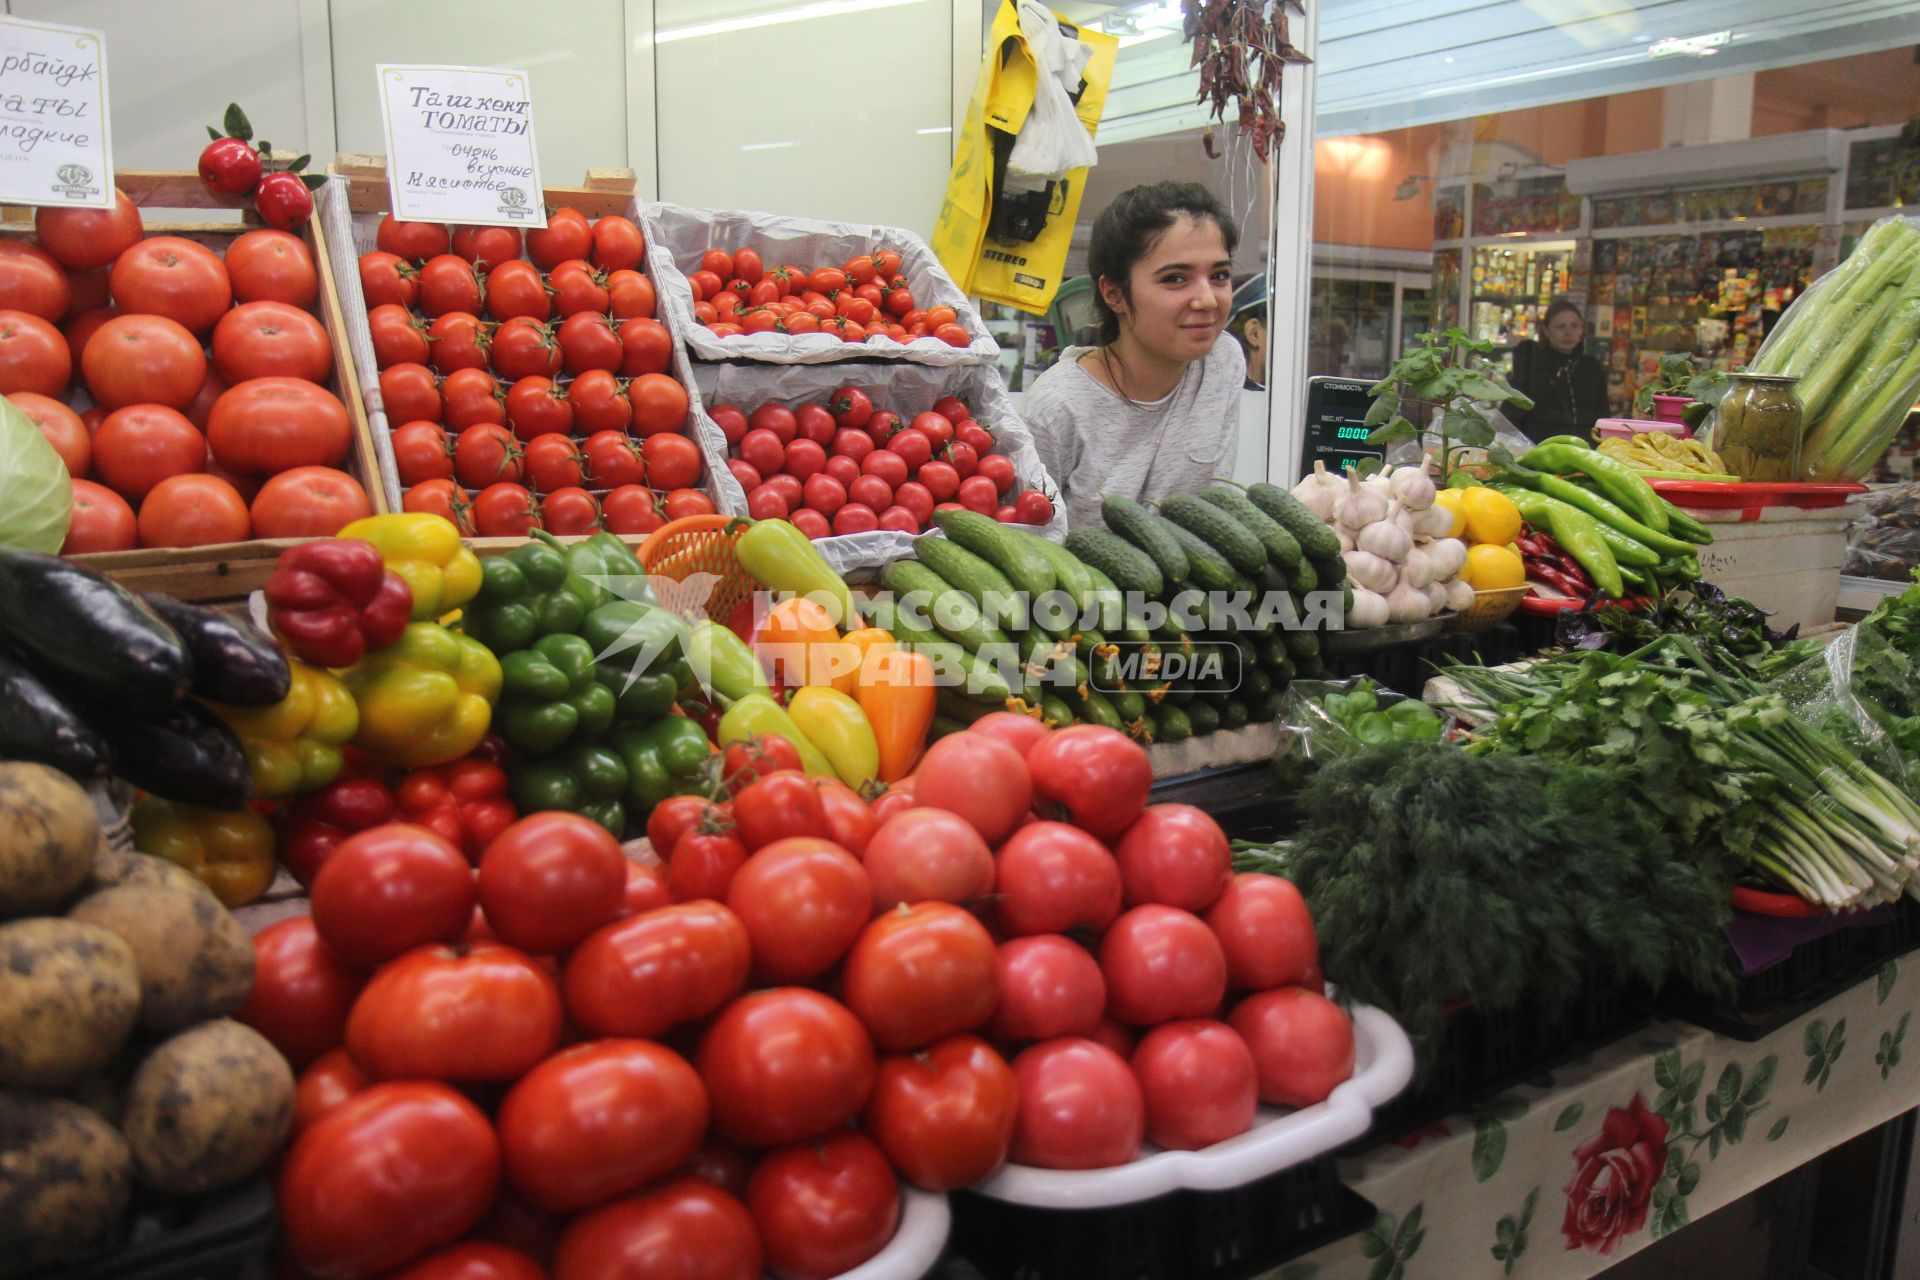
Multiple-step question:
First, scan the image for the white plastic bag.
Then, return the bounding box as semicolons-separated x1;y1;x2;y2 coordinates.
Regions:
1005;0;1098;191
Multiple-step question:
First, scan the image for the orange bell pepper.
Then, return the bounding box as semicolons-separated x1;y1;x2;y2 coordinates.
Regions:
844;626;896;667
757;596;859;694
857;646;936;783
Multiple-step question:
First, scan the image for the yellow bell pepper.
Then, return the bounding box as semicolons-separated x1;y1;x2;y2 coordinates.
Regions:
338;513;483;622
129;797;278;908
343;622;502;767
788;686;879;789
205;660;359;800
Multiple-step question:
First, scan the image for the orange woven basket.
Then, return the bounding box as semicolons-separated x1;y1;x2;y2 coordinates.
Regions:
637;515;758;625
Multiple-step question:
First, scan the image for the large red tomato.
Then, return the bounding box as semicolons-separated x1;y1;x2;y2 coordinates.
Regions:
969;710;1050;756
989;934;1106;1043
137;474;250;548
724;837;871;983
1131;1019;1258;1151
234;916;364;1068
1099;904;1228;1026
697;988;875;1148
1026;725;1153;839
61;479;136;554
617;316;671;377
91;404;203;501
223;229;319;306
497;1039;708;1214
551;1179;761;1280
563;901;751;1039
1113;804;1231;912
109;235;232;333
9;391;88;476
864;1034;1018;1191
1205;872;1318;991
640;432;699;489
82;313;204;409
1009;1037;1145;1170
308;823;475;969
911;733;1031;843
388;1242;546;1280
730;770;831;851
292;1047;367;1135
451;224;521;272
207;377;351;474
345;941;563;1083
251;466;374;538
812;778;876;856
62;306;115;378
746;1130;900;1280
376;217;451;262
211;300;332;384
278;1081;500;1278
0;309;69;395
477;812;626;955
0;240;71;320
1228;987;1355;1109
860;807;992;911
844;902;999;1052
34;190;142;269
992;821;1123;938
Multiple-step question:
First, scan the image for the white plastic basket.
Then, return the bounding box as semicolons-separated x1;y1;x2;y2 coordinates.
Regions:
968;1003;1413;1209
836;1188;951;1279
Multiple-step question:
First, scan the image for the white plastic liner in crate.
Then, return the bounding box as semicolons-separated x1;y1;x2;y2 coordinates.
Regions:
640;200;998;366
835;1188;950;1279
690;360;1064;580
969;1003;1412;1209
316;178;741;518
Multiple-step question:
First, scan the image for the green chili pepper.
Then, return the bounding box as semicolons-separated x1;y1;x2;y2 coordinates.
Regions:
1499;487;1624;597
1511;470;1696;559
1520;442;1670;533
496;633;616;753
686;620;770;702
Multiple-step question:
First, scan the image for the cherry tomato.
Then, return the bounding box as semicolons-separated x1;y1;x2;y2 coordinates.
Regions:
791;509;831;539
958;475;999;514
1009;1037;1144;1170
990;934;1107;1043
308;823;476;969
1016;488;1056;525
696;987;876;1148
564;901;751;1039
846;480;891;517
1132;1018;1258;1150
1229;986;1355;1108
1100;904;1228;1026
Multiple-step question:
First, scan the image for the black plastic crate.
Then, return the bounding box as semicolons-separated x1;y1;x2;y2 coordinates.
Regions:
949;1155;1372;1280
42;1178;275;1280
1149;763;1300;844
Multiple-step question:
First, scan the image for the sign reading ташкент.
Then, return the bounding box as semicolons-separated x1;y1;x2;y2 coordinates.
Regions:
376;64;546;229
0;16;113;210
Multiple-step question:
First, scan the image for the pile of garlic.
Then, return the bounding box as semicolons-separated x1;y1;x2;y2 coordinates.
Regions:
1293;461;1472;627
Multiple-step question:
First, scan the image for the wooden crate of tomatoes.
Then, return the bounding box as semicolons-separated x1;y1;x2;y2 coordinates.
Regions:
323;157;735;543
0;151;386;589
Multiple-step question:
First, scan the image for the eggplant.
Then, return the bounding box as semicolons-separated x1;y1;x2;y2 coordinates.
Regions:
143;593;291;707
0;649;110;778
84;697;252;810
0;548;190;717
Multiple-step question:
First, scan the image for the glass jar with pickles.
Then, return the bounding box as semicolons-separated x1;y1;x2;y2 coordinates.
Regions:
1712;372;1805;482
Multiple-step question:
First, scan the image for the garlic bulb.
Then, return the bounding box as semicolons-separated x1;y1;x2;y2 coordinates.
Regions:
1334;473;1388;531
1338;527;1356;554
1400;545;1436;589
1291;461;1344;521
1393;504;1423;536
1386;579;1432;623
1390;465;1437;511
1423;537;1468;582
1425;581;1450;613
1446;578;1476;611
1357;507;1413;563
1343;548;1397;594
1415;504;1457;538
1346;588;1390;628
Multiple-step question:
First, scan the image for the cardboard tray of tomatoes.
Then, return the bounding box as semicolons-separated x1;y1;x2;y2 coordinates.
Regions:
640;201;999;366
316;173;742;530
689;359;1065;578
967;1003;1412;1209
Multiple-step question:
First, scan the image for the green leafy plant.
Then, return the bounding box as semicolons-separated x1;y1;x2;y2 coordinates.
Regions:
1364;327;1534;476
1632;353;1730;426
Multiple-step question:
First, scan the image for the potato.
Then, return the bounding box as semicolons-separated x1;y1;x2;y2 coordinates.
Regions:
121;1019;293;1196
0;1090;132;1279
67;879;255;1035
89;841;197;893
0;918;139;1089
0;762;100;918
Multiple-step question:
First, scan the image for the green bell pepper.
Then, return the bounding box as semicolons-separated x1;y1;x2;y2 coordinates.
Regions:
581;600;685;677
535;529;652;616
686;620;769;702
597;665;679;721
508;742;631;836
464;542;588;654
611;715;717;817
496;633;616;753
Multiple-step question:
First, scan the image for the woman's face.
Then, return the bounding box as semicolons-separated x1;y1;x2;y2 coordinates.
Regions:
1545;309;1585;354
1102;215;1233;363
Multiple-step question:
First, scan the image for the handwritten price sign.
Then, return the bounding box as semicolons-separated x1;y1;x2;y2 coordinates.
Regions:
376;64;545;228
0;15;113;209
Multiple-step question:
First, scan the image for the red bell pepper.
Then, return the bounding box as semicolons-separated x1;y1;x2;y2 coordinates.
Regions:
395;760;518;861
275;775;396;886
264;539;413;669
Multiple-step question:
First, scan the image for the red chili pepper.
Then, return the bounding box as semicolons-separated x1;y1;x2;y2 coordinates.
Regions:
275;775;396;886
263;539;413;669
394;760;518;862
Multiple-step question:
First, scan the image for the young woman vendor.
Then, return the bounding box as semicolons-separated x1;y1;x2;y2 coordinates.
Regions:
1024;181;1246;529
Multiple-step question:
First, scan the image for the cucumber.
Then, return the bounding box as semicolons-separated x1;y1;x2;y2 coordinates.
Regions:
1152;703;1192;742
1296;654;1327;679
1309;554;1348;589
937;688;998;722
1186;701;1221;735
1159;521;1240;593
1039;694;1076;728
1291;557;1320;593
1245;483;1343;560
1079;563;1145;640
1249;690;1285;722
1110;688;1147;722
929;714;970;741
1220;699;1251;731
1285;630;1321;661
868;595;1015;701
1244;667;1273;699
1067;529;1163;599
1256;634;1289;668
1021;529;1096;605
883;560;1013;654
914;535;1026;634
1074;629;1111;660
1256;561;1292;594
932;509;1058;600
1101;496;1188;584
1160;493;1266;575
1066;686;1125;731
1201;484;1303;571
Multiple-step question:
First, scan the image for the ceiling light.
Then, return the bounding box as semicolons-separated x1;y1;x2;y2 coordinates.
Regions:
657;0;928;45
1649;31;1730;58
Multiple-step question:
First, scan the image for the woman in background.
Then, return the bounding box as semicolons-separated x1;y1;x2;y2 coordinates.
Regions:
1507;295;1609;443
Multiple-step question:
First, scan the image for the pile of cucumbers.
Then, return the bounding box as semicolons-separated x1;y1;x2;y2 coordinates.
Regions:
873;482;1348;744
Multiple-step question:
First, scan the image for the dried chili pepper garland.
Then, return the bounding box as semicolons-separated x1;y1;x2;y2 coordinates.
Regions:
1183;0;1310;161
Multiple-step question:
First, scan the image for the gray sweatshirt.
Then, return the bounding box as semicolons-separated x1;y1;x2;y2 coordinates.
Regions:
1023;340;1244;531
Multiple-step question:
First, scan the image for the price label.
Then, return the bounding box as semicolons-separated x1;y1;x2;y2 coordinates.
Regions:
0;16;112;210
376;64;545;228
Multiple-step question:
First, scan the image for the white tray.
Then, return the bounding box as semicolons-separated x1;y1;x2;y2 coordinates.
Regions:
834;1188;950;1279
968;1003;1412;1209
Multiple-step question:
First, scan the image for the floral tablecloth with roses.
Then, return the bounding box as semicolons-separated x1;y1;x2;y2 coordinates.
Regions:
1276;958;1918;1280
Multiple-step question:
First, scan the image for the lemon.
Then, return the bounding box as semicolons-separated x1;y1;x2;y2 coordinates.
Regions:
1465;543;1525;590
1429;489;1468;539
1462;488;1522;546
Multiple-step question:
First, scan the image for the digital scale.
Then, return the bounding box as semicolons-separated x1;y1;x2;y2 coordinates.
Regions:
1298;376;1386;481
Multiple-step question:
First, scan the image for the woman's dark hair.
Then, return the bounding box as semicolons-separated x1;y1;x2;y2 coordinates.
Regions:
1087;181;1239;346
